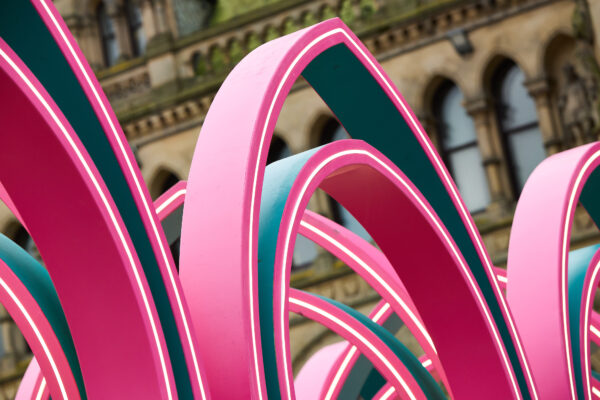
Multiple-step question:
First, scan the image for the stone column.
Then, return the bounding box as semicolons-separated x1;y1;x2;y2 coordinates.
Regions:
526;77;562;155
154;0;169;34
163;0;181;38
465;97;508;209
141;0;157;40
78;18;101;69
584;0;600;61
145;0;177;88
65;13;100;68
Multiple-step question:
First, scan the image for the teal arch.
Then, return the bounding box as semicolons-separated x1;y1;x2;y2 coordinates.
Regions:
0;4;193;398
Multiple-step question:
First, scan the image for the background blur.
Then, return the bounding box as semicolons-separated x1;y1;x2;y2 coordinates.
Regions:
0;0;599;397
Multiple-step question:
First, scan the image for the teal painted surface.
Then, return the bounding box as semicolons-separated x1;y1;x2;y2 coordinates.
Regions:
318;294;445;399
361;367;387;398
339;311;405;398
259;148;321;400
259;148;443;399
302;43;531;398
0;234;85;397
0;4;192;398
574;165;600;397
567;244;600;399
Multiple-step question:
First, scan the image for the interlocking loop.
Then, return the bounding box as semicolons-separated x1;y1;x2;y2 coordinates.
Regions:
2;1;600;399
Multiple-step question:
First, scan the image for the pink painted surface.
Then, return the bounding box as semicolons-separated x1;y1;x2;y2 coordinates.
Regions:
0;259;79;399
154;183;451;398
289;289;426;400
578;248;600;399
294;342;347;400
593;313;600;346
180;17;528;399
0;182;24;225
266;139;518;398
7;4;600;397
372;354;436;400
153;183;441;398
593;377;600;399
0;39;174;398
14;349;57;400
319;300;393;399
372;383;397;400
16;359;43;400
155;181;187;221
508;143;600;399
30;1;208;397
299;210;449;397
17;361;50;400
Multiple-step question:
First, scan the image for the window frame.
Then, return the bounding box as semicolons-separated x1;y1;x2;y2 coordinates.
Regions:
433;80;489;214
125;0;145;58
492;60;544;197
97;2;119;67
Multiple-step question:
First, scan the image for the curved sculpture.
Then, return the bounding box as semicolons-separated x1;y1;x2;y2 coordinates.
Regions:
2;1;600;399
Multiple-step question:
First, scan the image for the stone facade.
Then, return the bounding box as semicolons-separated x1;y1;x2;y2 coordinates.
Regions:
0;0;599;395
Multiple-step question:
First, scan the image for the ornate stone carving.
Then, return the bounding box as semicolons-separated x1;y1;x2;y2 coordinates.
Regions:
558;63;598;145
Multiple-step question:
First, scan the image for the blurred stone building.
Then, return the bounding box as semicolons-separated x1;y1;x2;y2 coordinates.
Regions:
0;0;599;397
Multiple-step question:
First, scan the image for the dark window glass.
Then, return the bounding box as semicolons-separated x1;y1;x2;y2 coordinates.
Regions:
494;61;545;194
13;226;40;262
126;0;146;56
159;172;180;196
435;82;490;212
97;2;119;66
266;136;292;165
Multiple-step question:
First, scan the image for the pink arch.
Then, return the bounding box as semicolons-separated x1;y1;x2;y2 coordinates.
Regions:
30;1;209;397
180;17;531;398
155;184;438;398
294;342;348;400
288;289;426;400
0;39;175;398
16;359;50;400
0;259;79;400
299;210;449;397
156;181;432;399
262;139;519;398
508;143;600;399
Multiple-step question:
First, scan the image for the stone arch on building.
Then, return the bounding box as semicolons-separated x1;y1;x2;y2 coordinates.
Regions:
425;75;492;213
543;31;582;147
149;167;182;199
291;324;338;375
266;134;293;165
542;30;577;79
482;53;520;96
420;74;459;145
78;0;104;16
307;112;336;148
484;55;547;198
1;220;23;243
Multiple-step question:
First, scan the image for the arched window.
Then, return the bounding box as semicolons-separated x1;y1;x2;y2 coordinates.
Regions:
320;121;371;241
266;136;292;165
494;61;545;194
434;81;490;213
12;225;41;262
125;0;146;57
267;137;317;268
97;2;119;67
152;171;182;268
